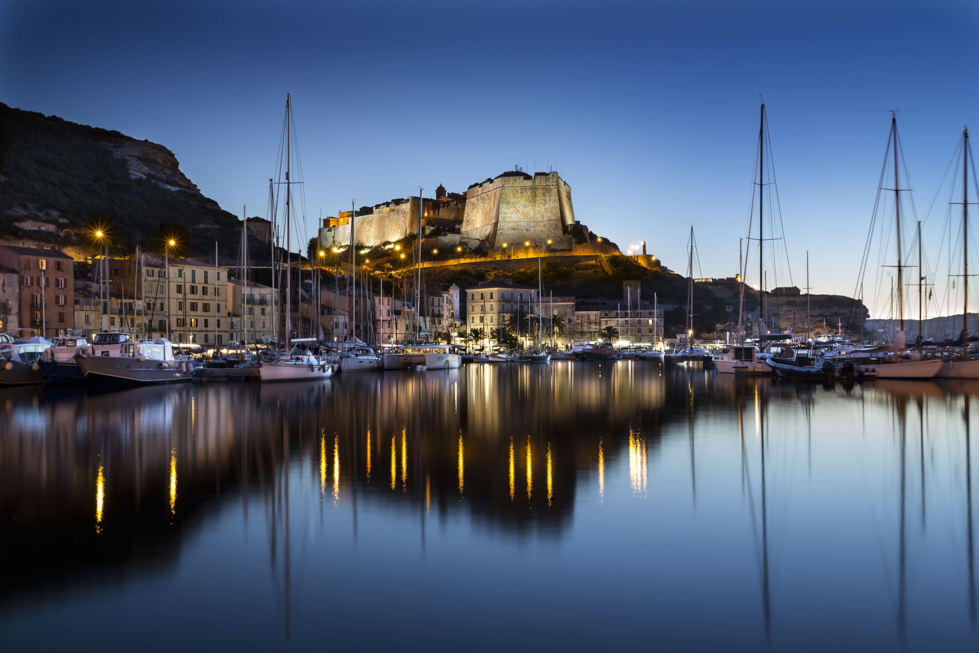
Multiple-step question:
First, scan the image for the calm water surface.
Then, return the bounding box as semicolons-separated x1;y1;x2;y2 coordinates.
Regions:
1;363;978;651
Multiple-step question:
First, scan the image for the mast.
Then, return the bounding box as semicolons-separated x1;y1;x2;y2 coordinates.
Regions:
806;251;811;344
893;112;904;335
918;221;923;350
351;199;356;344
687;226;694;349
416;189;423;343
963;126;970;359
285;93;292;352
538;257;543;346
242;206;248;347
759;103;765;325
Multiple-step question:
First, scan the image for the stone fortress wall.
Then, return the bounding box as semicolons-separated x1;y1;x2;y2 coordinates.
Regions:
318;170;580;252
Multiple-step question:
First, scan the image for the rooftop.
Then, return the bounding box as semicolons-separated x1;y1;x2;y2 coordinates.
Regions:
466;279;537;292
1;245;73;260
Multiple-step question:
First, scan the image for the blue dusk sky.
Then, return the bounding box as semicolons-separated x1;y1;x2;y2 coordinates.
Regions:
2;0;977;309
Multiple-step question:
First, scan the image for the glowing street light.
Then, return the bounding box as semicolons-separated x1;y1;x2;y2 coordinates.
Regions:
524;241;530;247
456;246;462;252
400;254;406;259
547;239;552;245
432;248;438;255
318;250;325;258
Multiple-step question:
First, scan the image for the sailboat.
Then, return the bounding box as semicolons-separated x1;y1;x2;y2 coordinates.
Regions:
259;94;334;382
936;127;979;378
673;227;709;364
844;113;941;379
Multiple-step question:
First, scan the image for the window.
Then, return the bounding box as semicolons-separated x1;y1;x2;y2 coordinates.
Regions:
189;302;197;311
217;272;221;281
178;269;183;278
158;319;165;331
147;269;155;277
202;303;210;312
215;287;220;297
56;277;65;289
202;286;208;296
34;311;40;321
38;259;46;271
260;307;266;316
204;333;209;343
110;317;116;327
191;270;196;283
84;314;90;325
190;286;197;295
204;271;208;284
56;260;63;271
159;302;164;311
217;335;223;345
178;301;184;311
203;319;208;328
217;304;221;313
23;277;31;287
480;293;484;300
471;293;475;300
250;320;254;328
58;312;64;323
23;259;30;270
217;319;221;328
56;295;65;306
4;276;10;286
490;293;493;299
190;318;198;328
176;284;183;294
248;307;253;316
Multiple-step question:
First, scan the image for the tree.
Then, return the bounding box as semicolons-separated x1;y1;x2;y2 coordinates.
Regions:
550;314;566;336
602;325;619;343
506;309;531;336
470;328;486;349
490;327;505;345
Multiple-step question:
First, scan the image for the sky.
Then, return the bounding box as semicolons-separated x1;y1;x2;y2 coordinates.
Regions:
2;0;978;311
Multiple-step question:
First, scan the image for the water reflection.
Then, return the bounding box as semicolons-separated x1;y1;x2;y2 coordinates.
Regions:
4;366;979;649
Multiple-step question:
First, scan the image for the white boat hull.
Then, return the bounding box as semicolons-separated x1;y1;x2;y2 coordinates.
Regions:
76;356;192;384
340;357;383;372
714;359;770;375
259;360;334;382
853;358;943;379
383;353;416;370
422;352;461;369
936;358;979;379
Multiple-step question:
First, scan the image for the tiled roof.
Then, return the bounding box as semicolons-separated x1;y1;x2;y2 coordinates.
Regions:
1;245;73;259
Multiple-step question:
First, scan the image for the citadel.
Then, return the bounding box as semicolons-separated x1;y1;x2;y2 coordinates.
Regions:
318;169;598;253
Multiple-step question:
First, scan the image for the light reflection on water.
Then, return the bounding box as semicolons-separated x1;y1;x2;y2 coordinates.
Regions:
0;365;979;650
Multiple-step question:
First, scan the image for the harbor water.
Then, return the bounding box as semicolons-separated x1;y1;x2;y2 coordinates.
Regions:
1;363;978;651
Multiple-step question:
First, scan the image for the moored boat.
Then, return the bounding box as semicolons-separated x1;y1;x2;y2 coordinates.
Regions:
75;337;193;384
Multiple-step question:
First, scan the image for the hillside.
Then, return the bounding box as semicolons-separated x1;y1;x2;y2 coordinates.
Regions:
0;103;243;261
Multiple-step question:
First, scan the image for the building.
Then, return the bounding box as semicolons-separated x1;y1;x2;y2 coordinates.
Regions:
466;279;538;337
0;265;19;333
319;170;583;252
72;291;100;338
0;245;75;338
228;280;277;344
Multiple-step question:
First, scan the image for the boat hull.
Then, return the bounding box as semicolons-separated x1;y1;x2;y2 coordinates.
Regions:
76;356;192;385
37;360;86;384
340;357;383;372
422;352;461;369
936;358;979;379
714;359;769;375
259;361;334;382
0;360;46;386
853;358;943;379
383;353;415;370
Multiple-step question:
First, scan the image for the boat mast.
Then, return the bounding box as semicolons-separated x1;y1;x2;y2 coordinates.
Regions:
687;226;694;349
893;112;904;335
759;103;765;327
918;220;923;350
285;94;292;353
806;251;811;344
416;188;423;343
963;126;970;359
242;205;248;347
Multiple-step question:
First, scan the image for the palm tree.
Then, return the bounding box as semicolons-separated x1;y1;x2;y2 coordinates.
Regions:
551;314;566;336
506;309;530;336
490;327;505;346
470;327;486;350
601;325;619;344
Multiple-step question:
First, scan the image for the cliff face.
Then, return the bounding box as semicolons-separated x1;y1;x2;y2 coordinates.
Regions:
0;103;241;261
101;139;200;194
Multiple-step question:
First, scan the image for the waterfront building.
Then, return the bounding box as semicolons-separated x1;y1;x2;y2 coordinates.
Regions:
228;280;277;345
466;279;539;339
0;265;19;333
0;245;74;338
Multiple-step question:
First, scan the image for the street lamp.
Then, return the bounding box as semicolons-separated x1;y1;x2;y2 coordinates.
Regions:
456;246;462;252
432;249;438;255
547;239;552;245
166;239;175;340
524;241;530;247
94;230;106;332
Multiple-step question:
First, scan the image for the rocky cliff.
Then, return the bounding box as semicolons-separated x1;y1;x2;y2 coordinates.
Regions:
0;103;241;261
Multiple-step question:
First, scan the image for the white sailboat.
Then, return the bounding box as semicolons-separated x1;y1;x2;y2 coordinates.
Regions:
259;94;333;383
936;126;979;378
848;113;941;380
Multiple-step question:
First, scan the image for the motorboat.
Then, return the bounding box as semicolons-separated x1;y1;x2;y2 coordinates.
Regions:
383;348;417;371
673;346;711;364
75;335;194;384
404;344;461;370
517;347;550;363
713;345;768;375
37;334;89;384
0;334;49;386
637;349;665;361
339;346;383;372
259;350;334;382
764;348;833;380
580;345;617;361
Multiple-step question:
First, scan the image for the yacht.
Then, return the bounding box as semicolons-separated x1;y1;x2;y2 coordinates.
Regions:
383;347;417;370
340;346;383;372
713;345;768;375
259;349;334;382
0;334;49;386
38;334;89;384
75;334;193;384
517;347;550;363
404;344;461;370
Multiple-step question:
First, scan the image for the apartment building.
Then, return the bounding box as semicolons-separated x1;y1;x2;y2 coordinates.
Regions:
228;280;277;344
129;256;228;345
0;246;75;338
465;279;538;332
0;265;19;333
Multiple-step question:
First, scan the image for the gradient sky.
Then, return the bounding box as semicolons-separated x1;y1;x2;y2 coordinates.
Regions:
3;0;978;312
